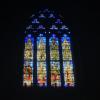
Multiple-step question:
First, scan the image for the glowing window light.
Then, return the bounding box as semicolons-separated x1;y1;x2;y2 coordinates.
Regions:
49;34;61;87
23;34;34;87
23;9;76;88
37;34;47;86
60;25;68;30
32;19;40;24
55;19;63;24
49;13;55;18
39;14;46;18
61;34;75;87
50;25;58;30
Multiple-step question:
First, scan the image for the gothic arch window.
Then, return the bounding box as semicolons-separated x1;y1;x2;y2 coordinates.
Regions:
49;34;61;87
23;9;75;87
61;34;74;87
37;34;47;86
23;34;34;87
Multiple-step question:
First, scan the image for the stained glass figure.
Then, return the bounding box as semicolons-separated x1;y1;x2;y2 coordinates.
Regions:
62;34;74;87
49;34;59;60
37;62;47;86
37;25;45;30
23;34;34;87
32;18;40;24
63;61;74;87
37;34;47;86
49;34;61;87
62;35;72;60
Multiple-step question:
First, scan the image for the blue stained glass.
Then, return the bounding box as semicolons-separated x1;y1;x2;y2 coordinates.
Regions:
60;25;68;30
49;34;59;50
32;19;40;24
63;61;74;87
55;19;63;24
39;14;46;18
28;34;32;38
37;62;47;86
49;13;55;18
25;34;34;43
52;34;56;38
61;34;70;42
37;25;45;29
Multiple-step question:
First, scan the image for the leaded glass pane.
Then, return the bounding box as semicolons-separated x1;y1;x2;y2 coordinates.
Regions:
23;34;33;87
50;61;61;87
37;34;47;86
49;34;61;87
62;34;75;87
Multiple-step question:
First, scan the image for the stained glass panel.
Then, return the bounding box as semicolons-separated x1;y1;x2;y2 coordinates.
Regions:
22;9;76;87
37;35;46;61
62;35;72;60
49;34;59;61
49;34;61;87
63;61;74;87
62;34;74;87
50;61;61;86
37;34;47;86
37;62;47;86
23;34;33;87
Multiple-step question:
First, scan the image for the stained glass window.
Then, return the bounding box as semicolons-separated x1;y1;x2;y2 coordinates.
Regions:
23;34;34;87
37;34;47;86
22;9;75;88
61;34;74;87
49;34;61;87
